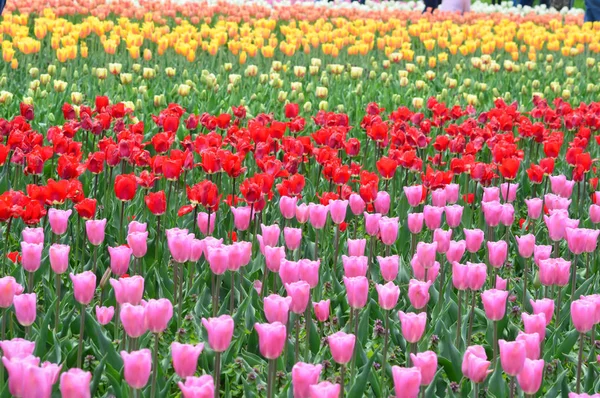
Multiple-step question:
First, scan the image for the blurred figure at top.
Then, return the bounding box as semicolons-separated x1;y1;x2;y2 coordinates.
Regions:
439;0;470;13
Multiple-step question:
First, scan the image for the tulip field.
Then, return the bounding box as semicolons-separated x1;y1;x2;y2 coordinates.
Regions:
2;0;600;396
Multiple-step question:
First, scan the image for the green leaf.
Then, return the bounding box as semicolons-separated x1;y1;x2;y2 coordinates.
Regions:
34;298;55;360
487;360;506;398
550;329;579;362
347;350;377;398
91;356;107;396
84;309;122;370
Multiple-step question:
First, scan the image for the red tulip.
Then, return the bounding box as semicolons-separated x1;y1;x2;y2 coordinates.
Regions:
114;174;138;202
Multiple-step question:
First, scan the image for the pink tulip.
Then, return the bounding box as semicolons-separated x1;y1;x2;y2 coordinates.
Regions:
464;229;484;253
583;229;600;253
525;198;543;219
284;227;302;250
20;360;59;398
423;205;444;230
120;304;148;338
445;184;460;204
462;345;491;383
408;279;432;310
545;194;572;211
343;276;369;309
522;312;547;340
329;199;348;224
446;240;466;263
197;212;216;236
566;227;588;255
199;236;223;259
482;201;503;227
364;212;382;236
296;203;310;224
342;255;368;278
500;182;518;203
110;276;144;305
264;294;293;324
279;260;300;285
517;359;545;395
404;185;423;207
378;255;399;282
86;219;107;246
328;331;355;364
544;211;571;241
431;188;446;207
231;206;251;231
48;208;72;235
444;205;463;228
60;368;92;398
376;282;400;310
392;366;421;398
571;299;596;333
171;342;204;378
309;382;341;398
2;355;41;397
410;256;440;283
261;224;281;247
515;234;536;258
21;227;43;244
299;259;320;288
201;315;234;352
379;217;399;245
0;338;35;360
255;322;286;359
70;271;96;305
127;231;148;258
49;244;70;274
313;299;330;322
108;245;133;275
582;295;600;324
14;293;36;326
285;281;311;314
530;299;554;326
0;277;22;308
144;298;173;333
433;229;452;253
280;196;298;220
166;228;193;263
229;241;251;270
487;241;507;268
207;246;230;275
550;174;574;197
466;262;487;291
500;203;515;226
482;187;500;202
407;213;424;234
452;262;469;290
348;239;367;257
292;362;322;398
95;306;114;325
590;204;600;224
127;221;147;234
496;276;507;290
498;339;526;376
308;203;328;229
121;349;152;389
20;241;42;272
516;332;541;359
481;289;508;321
398;311;426;343
410;351;437;385
534;244;553;266
178;375;214;398
416;242;438;269
349;194;365;216
374;191;391;215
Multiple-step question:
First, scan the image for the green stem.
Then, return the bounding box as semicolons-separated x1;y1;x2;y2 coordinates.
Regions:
522;257;528;311
493;320;498;364
340;364;346;398
350;308;360;379
55;274;61;330
212;273;221;317
571;254;578;300
332;225;340;277
214;351;221;398
381;309;390;393
466;290;476;345
77;304;85;368
456;290;462;349
150;333;159;398
576;332;584;393
294;314;300;364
